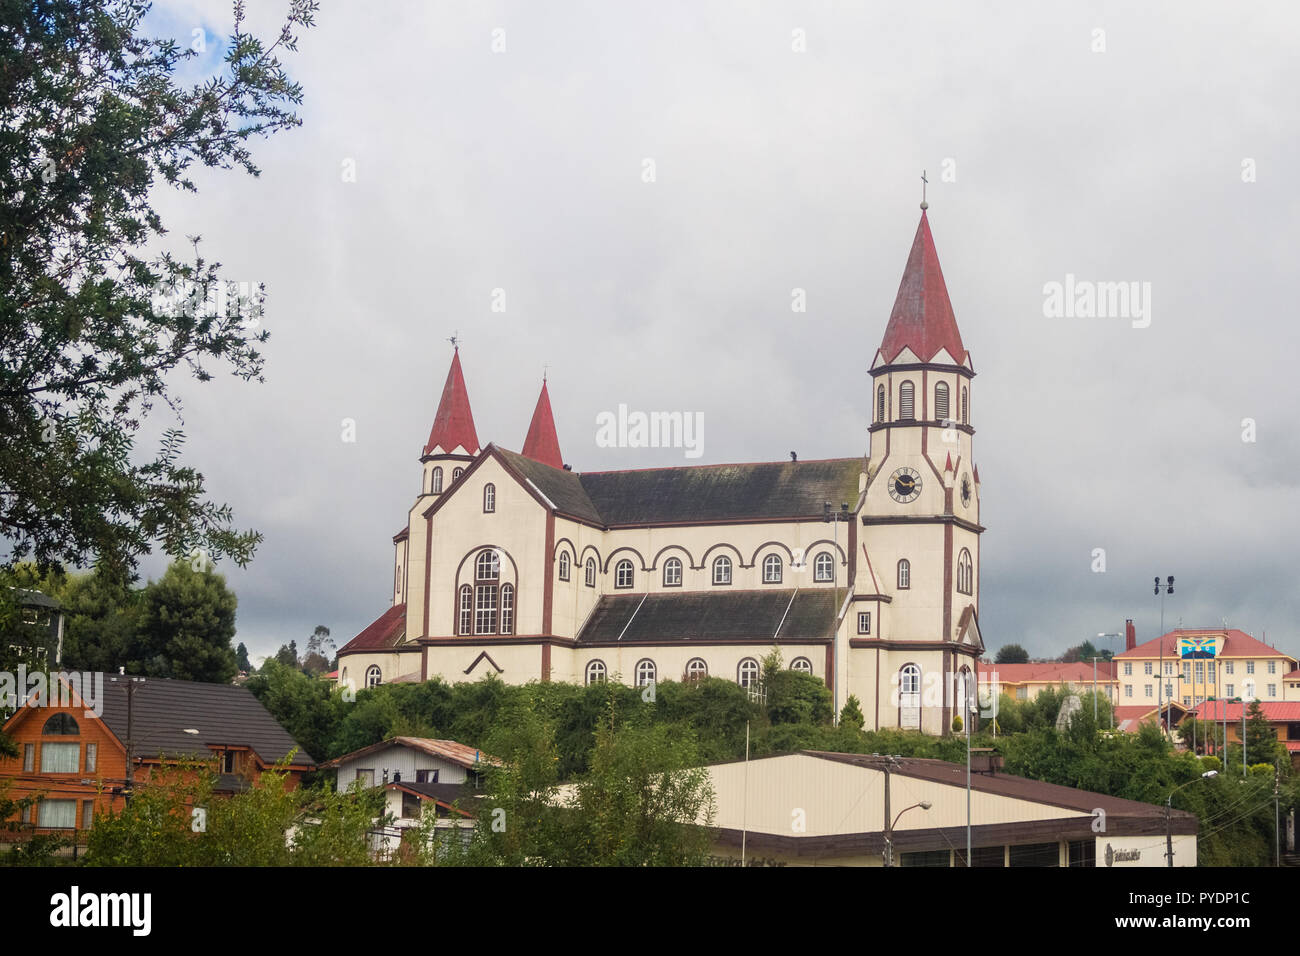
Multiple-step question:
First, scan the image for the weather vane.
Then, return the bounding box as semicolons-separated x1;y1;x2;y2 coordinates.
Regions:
448;331;460;350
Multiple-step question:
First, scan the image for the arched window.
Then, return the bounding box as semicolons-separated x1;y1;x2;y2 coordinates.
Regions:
558;551;571;581
935;382;950;422
499;583;514;635
763;553;783;584
483;483;496;513
431;467;443;493
791;657;813;674
452;467;464;482
476;550;500;580
712;555;732;585
635;659;656;687
365;665;382;688
42;713;79;736
877;384;886;423
957;548;973;595
899;381;915;420
813;551;834;582
585;558;596;587
685;658;708;681
663;557;682;587
458;585;473;635
961;386;968;425
585;660;606;685
341;667;349;684
737;658;760;688
615;559;634;589
897;558;911;589
900;664;920;703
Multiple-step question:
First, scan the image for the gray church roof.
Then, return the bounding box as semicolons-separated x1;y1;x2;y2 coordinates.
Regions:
576;589;837;645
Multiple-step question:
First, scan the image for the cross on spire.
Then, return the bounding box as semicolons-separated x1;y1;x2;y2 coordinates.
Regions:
920;170;929;210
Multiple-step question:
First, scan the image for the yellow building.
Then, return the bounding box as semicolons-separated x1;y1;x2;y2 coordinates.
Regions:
1113;629;1298;712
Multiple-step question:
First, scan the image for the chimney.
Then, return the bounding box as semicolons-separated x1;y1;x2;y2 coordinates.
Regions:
1125;619;1136;651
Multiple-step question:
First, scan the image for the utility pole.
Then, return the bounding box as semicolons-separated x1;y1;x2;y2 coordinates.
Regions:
1154;576;1174;734
883;757;892;867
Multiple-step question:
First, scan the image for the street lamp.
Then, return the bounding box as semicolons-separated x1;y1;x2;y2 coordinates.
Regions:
1154;576;1174;734
885;800;932;867
1166;771;1216;867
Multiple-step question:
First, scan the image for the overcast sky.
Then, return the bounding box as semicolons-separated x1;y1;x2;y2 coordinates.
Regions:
121;1;1300;666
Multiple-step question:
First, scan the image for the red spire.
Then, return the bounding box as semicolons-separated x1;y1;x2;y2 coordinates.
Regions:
878;211;967;365
423;348;480;457
522;379;564;469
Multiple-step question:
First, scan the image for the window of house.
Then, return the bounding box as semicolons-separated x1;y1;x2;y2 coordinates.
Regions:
585;660;606;685
1246;661;1255;674
1144;684;1152;698
476;550;499;581
1268;661;1276;674
934;382;950;422
220;750;236;774
40;743;79;774
712;555;732;585
857;612;871;634
415;769;439;784
877;384;886;423
900;664;921;704
585;558;596;587
474;583;498;634
635;659;656;687
23;744;34;772
961;386;968;424
1268;684;1277;698
85;743;97;773
37;799;76;829
897;559;910;589
81;800;94;830
615;559;634;589
663;557;682;587
1123;662;1132;676
500;584;514;635
458;585;473;635
452;467;464;482
1016;687;1027;700
1144;662;1152;675
899;381;915;420
1125;685;1132;698
42;713;79;735
1208;663;1215;682
1182;697;1190;707
763;554;782;583
1165;683;1173;699
685;658;707;680
558;551;571;581
365;665;382;688
1226;683;1235;697
791;657;812;674
483;483;495;513
1183;662;1192;683
957;549;972;594
431;467;443;493
814;552;833;582
357;768;375;787
737;658;760;689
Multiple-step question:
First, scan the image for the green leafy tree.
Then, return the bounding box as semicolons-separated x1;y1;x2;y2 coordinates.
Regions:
134;559;238;681
1243;699;1282;767
995;644;1029;664
56;563;142;672
274;639;299;669
301;625;334;676
839;694;865;730
0;0;318;573
235;641;251;672
245;660;346;766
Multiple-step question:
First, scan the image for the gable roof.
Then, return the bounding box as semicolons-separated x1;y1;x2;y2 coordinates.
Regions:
322;736;499;770
521;380;564;469
493;446;602;523
91;676;315;766
578;458;863;525
1189;700;1300;722
1115;629;1296;662
576;589;836;645
423;348;480;457
877;211;967;365
338;604;408;654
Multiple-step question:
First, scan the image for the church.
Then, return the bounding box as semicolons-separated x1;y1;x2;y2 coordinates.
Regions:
337;205;985;735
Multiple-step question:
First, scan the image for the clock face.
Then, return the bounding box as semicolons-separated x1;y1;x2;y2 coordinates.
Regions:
889;467;922;503
961;474;972;506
